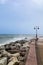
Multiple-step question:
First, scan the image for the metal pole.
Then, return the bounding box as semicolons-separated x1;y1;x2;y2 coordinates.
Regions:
36;29;37;39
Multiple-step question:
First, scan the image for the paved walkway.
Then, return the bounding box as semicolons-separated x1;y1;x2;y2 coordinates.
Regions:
25;41;37;65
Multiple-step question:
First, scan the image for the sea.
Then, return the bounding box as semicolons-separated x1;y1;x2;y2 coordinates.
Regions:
0;34;35;46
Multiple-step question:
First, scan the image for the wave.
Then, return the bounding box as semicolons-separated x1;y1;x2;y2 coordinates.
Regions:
0;36;35;46
0;37;25;46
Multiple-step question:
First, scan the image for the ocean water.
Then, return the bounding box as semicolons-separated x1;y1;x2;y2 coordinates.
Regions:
0;34;35;46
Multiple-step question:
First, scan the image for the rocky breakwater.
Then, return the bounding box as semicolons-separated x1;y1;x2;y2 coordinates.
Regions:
0;39;30;65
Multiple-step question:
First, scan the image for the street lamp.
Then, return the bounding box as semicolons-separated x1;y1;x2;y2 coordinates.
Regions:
34;26;39;40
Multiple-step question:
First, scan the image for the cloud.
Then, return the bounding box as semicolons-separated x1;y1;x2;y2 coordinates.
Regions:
0;0;43;13
0;0;43;7
32;0;43;6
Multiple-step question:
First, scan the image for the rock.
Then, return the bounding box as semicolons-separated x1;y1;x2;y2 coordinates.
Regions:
0;54;2;58
11;53;20;57
14;62;19;65
20;52;26;57
1;50;12;58
18;56;26;62
23;42;30;48
9;42;15;45
10;46;16;50
5;45;11;51
19;62;25;65
0;45;5;50
1;50;20;58
8;57;19;65
15;40;27;44
8;50;19;54
20;47;26;52
0;57;7;65
15;40;20;43
15;43;21;46
20;40;27;43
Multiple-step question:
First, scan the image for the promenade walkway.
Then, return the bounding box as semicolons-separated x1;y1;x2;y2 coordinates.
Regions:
25;40;37;65
36;38;43;65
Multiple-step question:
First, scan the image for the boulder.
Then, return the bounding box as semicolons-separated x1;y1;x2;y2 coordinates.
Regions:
15;40;20;43
11;53;20;57
14;62;19;65
8;57;19;65
17;56;26;62
0;45;5;50
0;54;2;58
8;50;19;54
19;40;27;44
19;62;25;65
0;57;7;65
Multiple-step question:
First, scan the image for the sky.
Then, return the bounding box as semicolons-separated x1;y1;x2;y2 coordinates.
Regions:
0;0;43;34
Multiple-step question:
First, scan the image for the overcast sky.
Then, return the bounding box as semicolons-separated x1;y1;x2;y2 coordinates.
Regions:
0;0;43;34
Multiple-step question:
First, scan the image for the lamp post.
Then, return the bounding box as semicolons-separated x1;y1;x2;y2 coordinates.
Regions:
34;26;39;40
